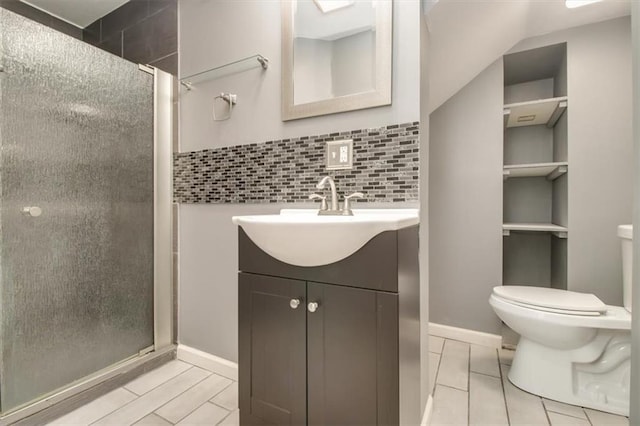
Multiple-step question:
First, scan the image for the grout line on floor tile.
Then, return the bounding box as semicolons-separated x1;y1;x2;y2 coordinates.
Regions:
92;367;211;425
215;408;234;425
542;400;592;422
498;353;511;426
157;399;206;424
437;336;495;348
90;395;138;425
584;407;594;426
543;399;552;426
210;380;234;400
51;388;139;426
471;370;504;379
152;376;221;424
433;347;443;388
467;343;471;426
211;401;232;412
124;363;194;397
435;382;470;394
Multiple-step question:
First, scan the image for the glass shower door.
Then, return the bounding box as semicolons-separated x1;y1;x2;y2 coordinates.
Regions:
0;9;154;412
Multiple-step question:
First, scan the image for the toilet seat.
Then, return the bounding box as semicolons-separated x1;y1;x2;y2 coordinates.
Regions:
504;298;601;316
493;286;607;315
490;291;631;330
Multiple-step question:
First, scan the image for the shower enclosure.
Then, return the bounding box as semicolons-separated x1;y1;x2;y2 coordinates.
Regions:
0;8;173;417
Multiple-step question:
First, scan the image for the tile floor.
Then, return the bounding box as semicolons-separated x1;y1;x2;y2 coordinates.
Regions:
429;335;630;426
48;336;631;426
48;360;238;426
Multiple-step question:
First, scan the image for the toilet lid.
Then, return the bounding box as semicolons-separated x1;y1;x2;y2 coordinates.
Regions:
493;286;607;314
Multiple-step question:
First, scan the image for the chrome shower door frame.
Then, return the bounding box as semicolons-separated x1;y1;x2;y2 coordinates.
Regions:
150;66;174;352
0;66;175;425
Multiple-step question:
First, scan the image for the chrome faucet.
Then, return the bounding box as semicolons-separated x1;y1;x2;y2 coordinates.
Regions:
310;176;365;216
316;176;339;212
342;192;364;216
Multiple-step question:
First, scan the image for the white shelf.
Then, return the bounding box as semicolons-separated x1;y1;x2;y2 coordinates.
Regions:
503;223;568;238
504;96;568;128
503;162;568;181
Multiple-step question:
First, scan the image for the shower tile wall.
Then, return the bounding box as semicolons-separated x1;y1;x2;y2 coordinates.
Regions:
83;0;178;75
0;1;82;39
173;122;420;204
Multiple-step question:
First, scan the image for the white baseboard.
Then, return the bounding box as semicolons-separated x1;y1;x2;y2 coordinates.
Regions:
177;345;238;381
421;394;434;426
429;322;502;348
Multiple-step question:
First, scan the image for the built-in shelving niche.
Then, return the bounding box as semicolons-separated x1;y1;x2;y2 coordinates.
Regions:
502;42;568;291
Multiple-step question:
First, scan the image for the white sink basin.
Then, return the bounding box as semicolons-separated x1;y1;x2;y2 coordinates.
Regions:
232;209;419;267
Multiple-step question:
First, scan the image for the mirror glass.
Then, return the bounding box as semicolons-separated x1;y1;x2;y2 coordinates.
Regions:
293;0;376;104
282;0;392;121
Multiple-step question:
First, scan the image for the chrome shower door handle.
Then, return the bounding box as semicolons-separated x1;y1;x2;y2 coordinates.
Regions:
22;206;42;217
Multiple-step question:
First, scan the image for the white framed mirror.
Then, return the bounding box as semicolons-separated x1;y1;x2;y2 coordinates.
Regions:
281;0;393;121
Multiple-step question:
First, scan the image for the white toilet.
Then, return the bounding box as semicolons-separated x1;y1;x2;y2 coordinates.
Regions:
489;225;633;416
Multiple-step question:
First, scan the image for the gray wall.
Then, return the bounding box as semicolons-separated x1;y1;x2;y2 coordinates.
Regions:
504;78;553;104
179;203;285;362
419;10;431;411
178;0;420;362
179;0;420;152
428;17;633;336
511;17;633;306
429;59;504;335
630;2;639;424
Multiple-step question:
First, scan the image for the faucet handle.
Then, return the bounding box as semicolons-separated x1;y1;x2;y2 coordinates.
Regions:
342;192;364;215
309;193;328;211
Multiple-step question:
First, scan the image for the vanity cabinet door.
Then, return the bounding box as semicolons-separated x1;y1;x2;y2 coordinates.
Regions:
239;273;307;425
306;282;399;426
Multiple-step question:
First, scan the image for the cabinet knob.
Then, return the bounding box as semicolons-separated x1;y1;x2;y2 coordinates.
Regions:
307;302;319;313
290;298;301;309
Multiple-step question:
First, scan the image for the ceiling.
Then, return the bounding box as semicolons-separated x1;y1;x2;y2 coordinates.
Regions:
20;0;129;28
427;0;631;113
295;0;375;40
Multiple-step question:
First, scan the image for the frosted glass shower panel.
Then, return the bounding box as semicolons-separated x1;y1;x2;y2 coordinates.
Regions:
0;9;154;412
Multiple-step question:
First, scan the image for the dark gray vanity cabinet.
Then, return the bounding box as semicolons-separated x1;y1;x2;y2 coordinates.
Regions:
238;273;307;424
306;282;398;426
238;226;420;426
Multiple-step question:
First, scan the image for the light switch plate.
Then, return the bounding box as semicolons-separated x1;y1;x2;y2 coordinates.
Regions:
326;139;353;170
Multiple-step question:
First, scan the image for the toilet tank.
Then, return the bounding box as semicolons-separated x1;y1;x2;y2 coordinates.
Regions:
618;225;633;312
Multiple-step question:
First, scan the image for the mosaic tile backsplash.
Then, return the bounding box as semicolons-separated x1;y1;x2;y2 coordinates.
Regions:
173;122;419;203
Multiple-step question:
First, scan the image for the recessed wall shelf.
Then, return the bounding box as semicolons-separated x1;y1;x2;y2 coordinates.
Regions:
503;162;568;181
502;43;568;327
180;54;269;90
503;223;568;238
504;96;568;128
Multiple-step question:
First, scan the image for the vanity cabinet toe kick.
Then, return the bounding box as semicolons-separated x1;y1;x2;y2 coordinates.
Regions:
237;226;420;426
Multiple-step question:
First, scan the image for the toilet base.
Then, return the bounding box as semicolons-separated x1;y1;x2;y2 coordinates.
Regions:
508;331;631;417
